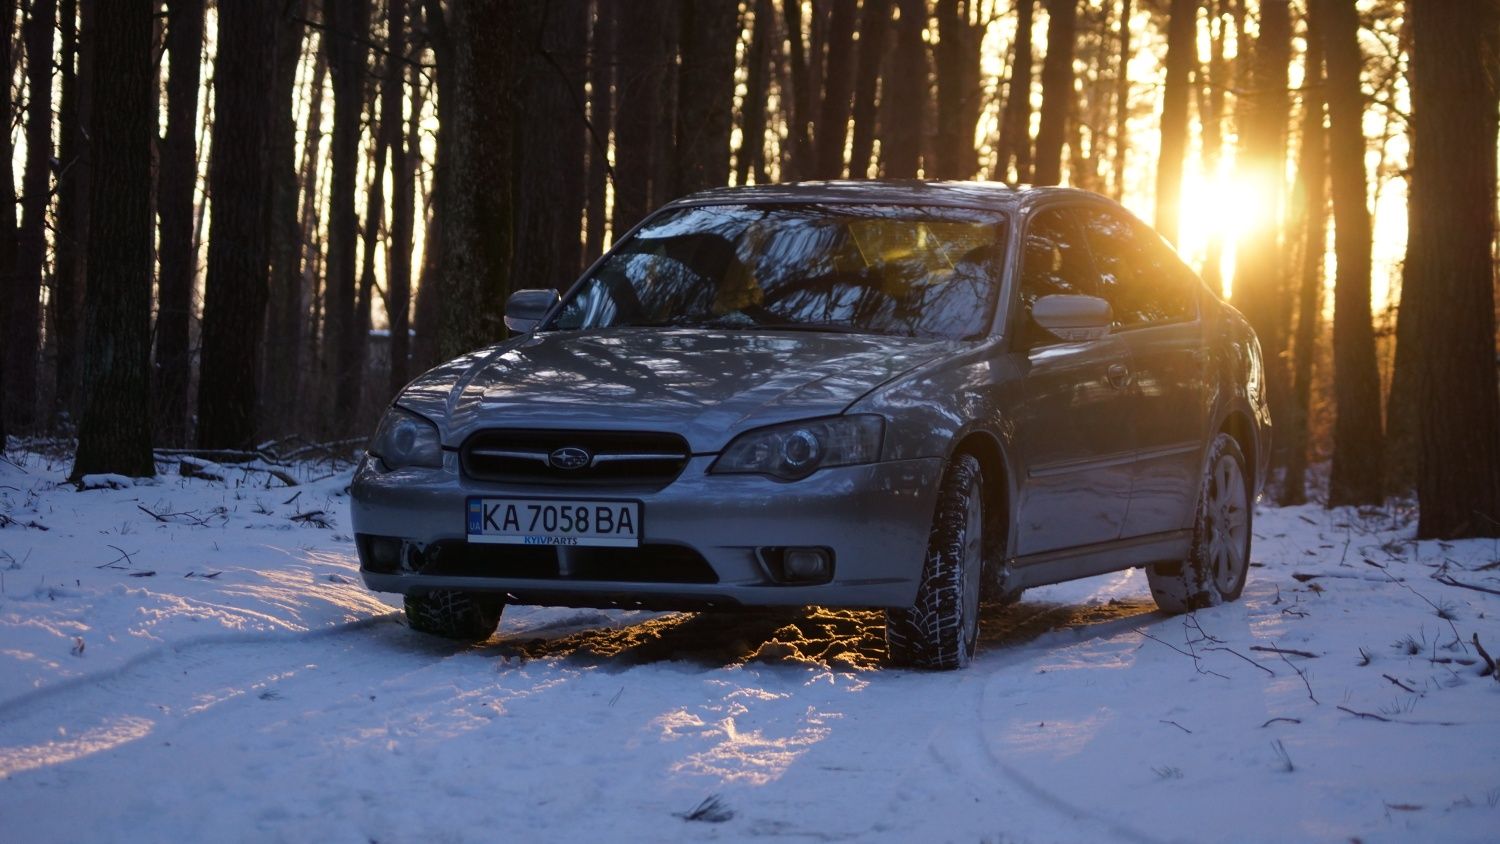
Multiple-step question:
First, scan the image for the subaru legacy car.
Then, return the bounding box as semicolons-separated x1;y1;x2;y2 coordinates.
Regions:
352;181;1269;670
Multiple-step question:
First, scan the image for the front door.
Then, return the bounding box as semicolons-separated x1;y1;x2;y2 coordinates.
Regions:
1008;207;1135;556
1076;205;1208;538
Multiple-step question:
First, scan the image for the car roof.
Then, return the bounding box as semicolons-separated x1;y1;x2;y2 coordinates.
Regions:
664;179;1095;213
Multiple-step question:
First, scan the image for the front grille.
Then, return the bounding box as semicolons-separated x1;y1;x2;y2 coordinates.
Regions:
416;541;719;584
461;429;690;488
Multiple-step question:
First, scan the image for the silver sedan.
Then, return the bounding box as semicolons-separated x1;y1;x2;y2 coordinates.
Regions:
352;181;1270;670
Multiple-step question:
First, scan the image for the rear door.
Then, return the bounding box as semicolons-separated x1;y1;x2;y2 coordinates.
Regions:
1008;206;1135;555
1076;205;1207;538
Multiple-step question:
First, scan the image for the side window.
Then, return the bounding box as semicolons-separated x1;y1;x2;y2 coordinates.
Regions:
1077;207;1198;328
1018;207;1097;312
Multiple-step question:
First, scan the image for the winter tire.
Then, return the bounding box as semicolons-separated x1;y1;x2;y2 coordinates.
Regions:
404;590;504;641
1147;433;1252;613
886;453;985;670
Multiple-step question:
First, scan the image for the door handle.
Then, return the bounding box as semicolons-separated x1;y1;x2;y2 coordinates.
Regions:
1106;363;1131;390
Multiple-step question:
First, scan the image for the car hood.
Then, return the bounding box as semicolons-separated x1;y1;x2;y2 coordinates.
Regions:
396;328;961;452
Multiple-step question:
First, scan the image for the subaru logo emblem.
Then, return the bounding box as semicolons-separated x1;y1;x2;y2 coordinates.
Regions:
549;446;591;470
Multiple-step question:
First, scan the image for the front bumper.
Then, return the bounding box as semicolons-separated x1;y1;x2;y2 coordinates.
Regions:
350;453;946;610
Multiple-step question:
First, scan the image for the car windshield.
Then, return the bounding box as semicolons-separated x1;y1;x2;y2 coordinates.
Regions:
546;203;1009;340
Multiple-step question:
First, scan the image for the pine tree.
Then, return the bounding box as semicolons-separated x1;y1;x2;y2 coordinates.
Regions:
196;2;279;448
72;0;155;478
1407;0;1500;538
1315;0;1384;507
154;0;204;446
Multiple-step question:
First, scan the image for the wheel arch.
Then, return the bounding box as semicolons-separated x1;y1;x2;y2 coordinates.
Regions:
947;428;1014;558
1217;409;1259;494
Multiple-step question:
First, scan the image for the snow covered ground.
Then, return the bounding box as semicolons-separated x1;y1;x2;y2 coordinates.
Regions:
1;448;1497;843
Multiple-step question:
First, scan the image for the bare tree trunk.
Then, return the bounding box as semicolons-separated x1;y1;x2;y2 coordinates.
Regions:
737;0;775;184
1230;0;1290;472
781;0;816;179
413;0;448;372
261;8;308;437
1153;0;1196;243
387;0;415;396
1033;0;1077;186
1408;0;1500;538
1197;0;1226;292
611;0;672;237
323;0;369;434
436;0;515;360
1280;18;1325;507
296;33;328;407
72;0;154;477
995;0;1034;182
0;0;13;446
932;0;984;180
197;3;278;449
585;0;616;255
1315;0;1383;507
51;0;85;425
676;0;740;193
154;0;204;447
883;0;928;178
512;0;588;297
814;0;858;178
1384;189;1420;490
412;207;442;368
7;0;55;433
1110;0;1131;199
847;0;891;180
353;77;389;408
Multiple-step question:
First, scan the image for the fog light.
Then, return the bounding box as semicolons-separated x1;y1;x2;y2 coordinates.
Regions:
783;547;831;582
359;535;403;573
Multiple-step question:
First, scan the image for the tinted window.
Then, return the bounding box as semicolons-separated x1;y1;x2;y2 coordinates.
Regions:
549;204;1009;340
1018;207;1097;310
1077;207;1198;328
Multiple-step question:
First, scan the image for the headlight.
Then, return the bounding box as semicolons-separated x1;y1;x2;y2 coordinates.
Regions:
711;416;884;480
369;407;443;469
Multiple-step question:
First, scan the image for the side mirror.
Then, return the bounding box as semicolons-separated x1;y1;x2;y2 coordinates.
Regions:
1031;294;1112;342
504;288;561;333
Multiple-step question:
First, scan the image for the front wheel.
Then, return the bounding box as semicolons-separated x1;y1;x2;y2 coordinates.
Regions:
404;590;504;641
885;454;985;670
1146;433;1252;613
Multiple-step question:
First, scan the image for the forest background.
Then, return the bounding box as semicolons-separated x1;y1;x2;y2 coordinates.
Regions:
1;0;1497;539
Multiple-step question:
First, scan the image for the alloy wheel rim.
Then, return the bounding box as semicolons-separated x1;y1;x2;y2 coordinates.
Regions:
1206;454;1249;594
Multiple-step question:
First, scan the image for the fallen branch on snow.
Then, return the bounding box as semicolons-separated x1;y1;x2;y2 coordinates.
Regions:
290;510;332;529
1273;641;1318;704
1250;645;1318;659
1432;574;1500;597
1134;627;1230;680
174;456;299;487
1472;634;1498;681
1336;705;1460;727
1205;646;1276;677
1381;674;1418;694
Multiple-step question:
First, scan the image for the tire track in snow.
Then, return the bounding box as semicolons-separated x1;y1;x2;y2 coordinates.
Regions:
0;613;410;777
940;609;1165;844
0;612;404;719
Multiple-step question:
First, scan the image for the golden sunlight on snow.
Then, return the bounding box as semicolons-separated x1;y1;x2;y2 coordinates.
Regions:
0;715;155;778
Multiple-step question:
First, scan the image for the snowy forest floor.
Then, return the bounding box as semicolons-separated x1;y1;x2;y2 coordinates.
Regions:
0;448;1497;843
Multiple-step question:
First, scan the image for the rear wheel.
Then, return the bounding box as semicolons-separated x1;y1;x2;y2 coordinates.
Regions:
404;590;504;641
886;454;984;670
1147;433;1251;613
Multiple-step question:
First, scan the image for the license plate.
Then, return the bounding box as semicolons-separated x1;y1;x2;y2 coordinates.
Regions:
466;497;641;548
